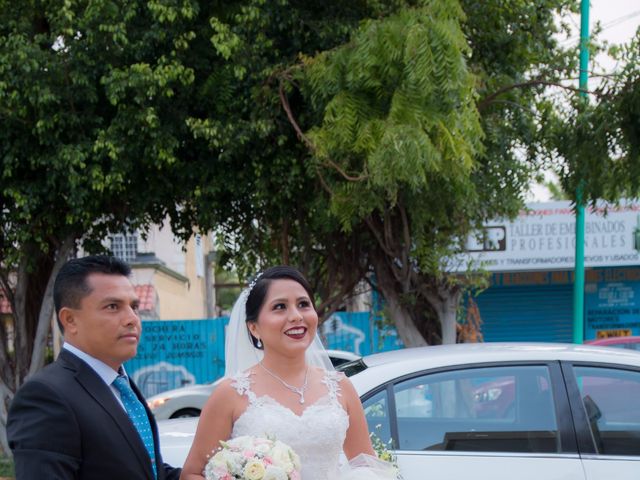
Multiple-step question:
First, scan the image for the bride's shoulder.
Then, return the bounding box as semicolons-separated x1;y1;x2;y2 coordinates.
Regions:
315;367;346;382
203;372;253;418
329;370;359;401
207;377;236;401
225;367;260;396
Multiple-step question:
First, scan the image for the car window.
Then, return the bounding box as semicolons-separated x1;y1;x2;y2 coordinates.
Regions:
573;366;640;456
330;357;351;367
388;366;559;453
363;389;392;447
338;359;367;377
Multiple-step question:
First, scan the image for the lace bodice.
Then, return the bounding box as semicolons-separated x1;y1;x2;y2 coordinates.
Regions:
230;370;349;480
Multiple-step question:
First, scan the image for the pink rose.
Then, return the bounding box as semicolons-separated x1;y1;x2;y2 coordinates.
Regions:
212;466;232;480
243;450;256;458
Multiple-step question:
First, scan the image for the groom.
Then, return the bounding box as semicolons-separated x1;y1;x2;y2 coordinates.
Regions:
7;255;181;479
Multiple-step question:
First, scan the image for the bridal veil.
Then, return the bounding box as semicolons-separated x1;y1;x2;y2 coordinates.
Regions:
224;287;334;377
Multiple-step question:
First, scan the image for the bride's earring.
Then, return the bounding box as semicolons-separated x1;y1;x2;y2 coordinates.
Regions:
256;338;262;348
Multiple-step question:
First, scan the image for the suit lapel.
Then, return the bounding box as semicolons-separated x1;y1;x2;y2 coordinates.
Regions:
59;350;154;479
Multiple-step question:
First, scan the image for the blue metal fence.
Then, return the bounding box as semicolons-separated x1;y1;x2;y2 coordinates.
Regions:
126;311;403;398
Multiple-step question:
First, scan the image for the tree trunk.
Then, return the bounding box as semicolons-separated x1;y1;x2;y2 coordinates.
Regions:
0;236;75;456
13;258;29;383
385;291;428;348
29;237;74;377
0;383;13;457
426;285;462;345
371;256;428;347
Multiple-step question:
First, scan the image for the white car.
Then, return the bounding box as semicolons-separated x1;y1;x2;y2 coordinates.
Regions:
147;349;360;419
157;343;640;479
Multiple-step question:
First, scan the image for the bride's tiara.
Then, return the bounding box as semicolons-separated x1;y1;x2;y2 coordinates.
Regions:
246;271;263;295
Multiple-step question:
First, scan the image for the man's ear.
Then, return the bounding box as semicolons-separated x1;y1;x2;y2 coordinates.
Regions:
58;307;77;335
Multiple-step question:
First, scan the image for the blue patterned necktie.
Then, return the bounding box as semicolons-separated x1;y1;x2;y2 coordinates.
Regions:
113;375;157;479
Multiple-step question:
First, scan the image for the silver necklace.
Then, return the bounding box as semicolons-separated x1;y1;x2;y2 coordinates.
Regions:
259;362;309;404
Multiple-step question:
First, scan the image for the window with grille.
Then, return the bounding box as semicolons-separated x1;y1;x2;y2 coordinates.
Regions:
109;233;138;262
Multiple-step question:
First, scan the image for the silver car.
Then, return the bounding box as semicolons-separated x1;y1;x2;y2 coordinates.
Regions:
147;349;360;419
157;343;640;479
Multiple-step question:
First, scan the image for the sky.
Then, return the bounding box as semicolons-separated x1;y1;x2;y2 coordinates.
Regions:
529;0;640;202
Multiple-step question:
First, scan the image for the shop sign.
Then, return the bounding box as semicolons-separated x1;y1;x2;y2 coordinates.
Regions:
460;200;640;272
585;281;640;339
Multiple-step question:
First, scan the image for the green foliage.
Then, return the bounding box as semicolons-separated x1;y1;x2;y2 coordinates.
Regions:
187;0;407;290
0;0;207;270
302;1;484;274
463;0;578;217
0;0;224;425
550;29;640;203
186;0;595;344
0;452;14;476
544;179;570;201
213;267;242;313
369;429;397;467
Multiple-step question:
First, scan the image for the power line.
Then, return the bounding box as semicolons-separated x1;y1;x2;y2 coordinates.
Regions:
600;9;640;30
559;9;640;46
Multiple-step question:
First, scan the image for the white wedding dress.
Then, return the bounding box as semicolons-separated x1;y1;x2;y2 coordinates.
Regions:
230;370;397;480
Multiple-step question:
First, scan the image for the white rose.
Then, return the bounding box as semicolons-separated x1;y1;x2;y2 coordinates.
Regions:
243;459;266;480
228;451;245;476
210;450;229;468
291;451;301;471
269;444;294;473
211;449;243;476
254;441;271;455
263;465;287;480
231;436;253;451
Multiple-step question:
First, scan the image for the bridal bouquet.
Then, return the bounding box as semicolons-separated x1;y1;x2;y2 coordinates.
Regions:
204;435;301;480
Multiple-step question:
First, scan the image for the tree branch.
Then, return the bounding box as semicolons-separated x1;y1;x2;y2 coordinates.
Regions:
478;79;603;111
364;216;396;259
323;158;368;182
398;203;412;291
315;165;333;195
279;78;314;149
278;77;368;182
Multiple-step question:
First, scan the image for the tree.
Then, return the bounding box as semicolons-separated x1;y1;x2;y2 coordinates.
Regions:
550;29;640;203
0;0;211;454
187;0;404;315
191;0;583;347
295;2;484;346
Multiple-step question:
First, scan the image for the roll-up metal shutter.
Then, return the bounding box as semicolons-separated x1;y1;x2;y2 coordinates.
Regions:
475;284;574;343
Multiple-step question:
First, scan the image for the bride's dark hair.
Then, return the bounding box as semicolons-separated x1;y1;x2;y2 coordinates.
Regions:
245;266;315;348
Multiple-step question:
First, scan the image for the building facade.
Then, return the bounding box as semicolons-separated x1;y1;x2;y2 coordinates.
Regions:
103;220;217;320
467;201;640;342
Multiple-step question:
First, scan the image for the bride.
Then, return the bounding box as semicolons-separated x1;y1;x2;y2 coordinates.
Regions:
180;266;397;480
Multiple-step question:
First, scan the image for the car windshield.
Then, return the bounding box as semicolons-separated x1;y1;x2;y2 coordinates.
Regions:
337;358;367;377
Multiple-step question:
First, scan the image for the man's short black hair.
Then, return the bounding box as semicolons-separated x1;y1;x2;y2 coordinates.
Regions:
53;255;132;332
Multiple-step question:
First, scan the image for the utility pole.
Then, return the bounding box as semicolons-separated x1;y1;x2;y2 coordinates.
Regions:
573;0;590;344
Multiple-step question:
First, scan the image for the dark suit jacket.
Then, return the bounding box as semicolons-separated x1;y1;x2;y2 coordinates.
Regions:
7;349;181;480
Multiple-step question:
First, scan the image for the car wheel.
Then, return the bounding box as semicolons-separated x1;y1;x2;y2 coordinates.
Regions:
170;408;201;418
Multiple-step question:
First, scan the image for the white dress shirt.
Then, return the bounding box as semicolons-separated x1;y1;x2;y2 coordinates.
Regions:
63;342;130;410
